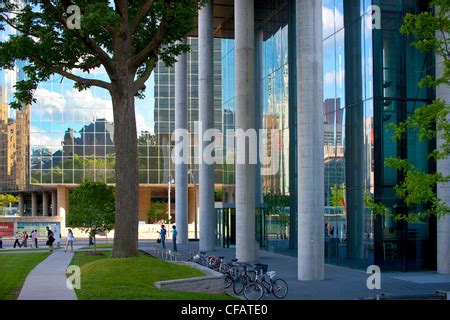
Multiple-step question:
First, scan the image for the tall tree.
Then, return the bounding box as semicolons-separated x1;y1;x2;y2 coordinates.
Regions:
0;0;204;257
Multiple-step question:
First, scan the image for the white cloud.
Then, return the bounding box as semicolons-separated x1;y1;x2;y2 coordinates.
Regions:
30;126;62;147
322;6;344;40
32;86;153;134
33;87;113;123
325;71;335;85
324;68;345;86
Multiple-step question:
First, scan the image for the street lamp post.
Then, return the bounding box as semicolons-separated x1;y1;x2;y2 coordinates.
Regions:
189;171;198;240
168;176;174;236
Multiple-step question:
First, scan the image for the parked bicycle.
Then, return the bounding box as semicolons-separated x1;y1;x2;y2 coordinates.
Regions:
243;270;288;300
232;263;258;295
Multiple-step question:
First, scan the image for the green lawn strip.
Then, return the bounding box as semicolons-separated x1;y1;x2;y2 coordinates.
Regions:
78;244;113;250
0;252;50;300
0;247;63;253
70;252;234;300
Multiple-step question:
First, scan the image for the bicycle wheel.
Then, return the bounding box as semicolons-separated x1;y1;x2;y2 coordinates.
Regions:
224;274;233;289
232;276;247;295
243;282;264;300
272;278;288;299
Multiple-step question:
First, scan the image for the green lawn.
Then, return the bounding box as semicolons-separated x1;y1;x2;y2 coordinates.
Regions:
78;243;113;250
0;247;62;253
70;252;234;300
0;252;50;300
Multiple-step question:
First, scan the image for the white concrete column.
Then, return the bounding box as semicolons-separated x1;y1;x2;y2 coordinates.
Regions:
175;38;189;244
31;192;37;217
296;0;325;280
198;0;216;252
57;186;67;237
255;28;264;208
235;0;257;262
18;193;24;216
42;192;49;216
51;191;57;216
436;30;450;274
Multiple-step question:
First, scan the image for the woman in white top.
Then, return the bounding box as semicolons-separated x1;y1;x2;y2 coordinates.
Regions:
65;229;75;252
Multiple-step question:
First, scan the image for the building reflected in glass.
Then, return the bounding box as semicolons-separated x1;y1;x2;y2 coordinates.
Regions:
0;0;441;272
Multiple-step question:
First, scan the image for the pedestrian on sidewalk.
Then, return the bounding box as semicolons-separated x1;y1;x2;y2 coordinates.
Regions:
0;236;3;249
159;225;167;250
65;229;75;252
32;229;38;248
30;230;34;247
46;226;55;252
88;234;94;246
13;232;22;248
21;231;28;248
172;225;178;252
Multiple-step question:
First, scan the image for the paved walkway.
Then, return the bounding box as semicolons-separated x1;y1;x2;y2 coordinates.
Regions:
18;250;78;300
142;241;450;300
9;240;450;300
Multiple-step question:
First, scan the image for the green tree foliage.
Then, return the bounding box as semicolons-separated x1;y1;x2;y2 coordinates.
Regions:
146;201;167;224
68;181;115;253
329;184;345;208
264;193;290;226
368;0;450;221
0;194;19;215
0;0;206;257
214;190;223;202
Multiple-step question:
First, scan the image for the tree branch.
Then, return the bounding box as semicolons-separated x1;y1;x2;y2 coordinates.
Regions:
31;54;112;91
50;67;111;91
133;53;157;93
130;0;154;33
131;19;166;68
114;0;129;21
41;0;114;73
0;14;40;38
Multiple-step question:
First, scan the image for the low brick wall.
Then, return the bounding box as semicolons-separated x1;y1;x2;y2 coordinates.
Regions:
154;262;225;294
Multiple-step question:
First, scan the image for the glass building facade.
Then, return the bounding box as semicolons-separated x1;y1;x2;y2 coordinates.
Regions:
0;0;32;195
0;0;440;271
216;0;437;271
153;38;223;185
371;0;436;271
29;38;223;186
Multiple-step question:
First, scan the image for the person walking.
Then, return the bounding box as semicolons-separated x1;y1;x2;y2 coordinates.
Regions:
88;234;94;246
21;231;28;248
32;229;38;248
30;230;34;247
65;229;75;252
159;225;167;250
13;232;22;248
172;225;178;252
46;226;55;252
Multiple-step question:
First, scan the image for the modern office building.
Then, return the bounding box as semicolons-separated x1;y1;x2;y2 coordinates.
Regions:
1;0;449;277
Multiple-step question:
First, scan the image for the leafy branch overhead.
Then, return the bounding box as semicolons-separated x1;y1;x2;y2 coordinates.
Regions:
0;0;204;109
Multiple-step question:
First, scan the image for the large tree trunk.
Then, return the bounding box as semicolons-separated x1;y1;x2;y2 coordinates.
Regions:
110;76;140;258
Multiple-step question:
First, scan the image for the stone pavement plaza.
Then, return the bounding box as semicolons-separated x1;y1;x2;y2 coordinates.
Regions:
2;240;449;300
141;241;450;300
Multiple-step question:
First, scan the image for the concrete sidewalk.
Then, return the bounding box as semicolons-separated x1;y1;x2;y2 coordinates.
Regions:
142;241;450;300
18;250;77;300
